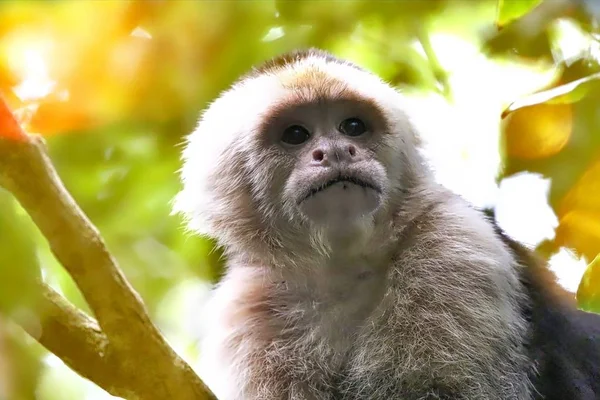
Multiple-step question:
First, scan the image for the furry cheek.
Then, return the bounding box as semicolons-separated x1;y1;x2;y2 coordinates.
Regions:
244;146;297;221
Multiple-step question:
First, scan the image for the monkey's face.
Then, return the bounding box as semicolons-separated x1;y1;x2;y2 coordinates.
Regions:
176;51;425;253
261;100;389;230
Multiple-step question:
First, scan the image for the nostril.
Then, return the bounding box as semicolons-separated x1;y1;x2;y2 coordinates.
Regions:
312;149;325;162
348;145;356;157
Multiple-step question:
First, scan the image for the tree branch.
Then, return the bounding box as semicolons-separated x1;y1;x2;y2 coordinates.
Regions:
0;95;217;399
13;282;120;393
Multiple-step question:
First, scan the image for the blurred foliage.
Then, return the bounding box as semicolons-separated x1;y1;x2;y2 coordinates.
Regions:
0;190;41;316
0;0;599;398
496;0;543;27
492;0;600;310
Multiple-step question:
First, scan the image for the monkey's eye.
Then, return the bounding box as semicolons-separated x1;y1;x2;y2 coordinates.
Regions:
339;118;367;137
281;125;310;145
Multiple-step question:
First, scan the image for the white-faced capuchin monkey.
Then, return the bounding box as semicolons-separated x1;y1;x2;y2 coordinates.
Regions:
174;49;600;400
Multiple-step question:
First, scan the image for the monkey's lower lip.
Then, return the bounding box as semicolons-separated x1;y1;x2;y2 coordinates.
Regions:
299;175;381;204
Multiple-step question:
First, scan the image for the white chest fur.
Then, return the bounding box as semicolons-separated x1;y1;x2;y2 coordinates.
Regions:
196;203;533;400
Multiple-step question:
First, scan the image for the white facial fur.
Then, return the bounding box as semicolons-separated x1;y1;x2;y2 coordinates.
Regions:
174;51;429;261
275;102;386;238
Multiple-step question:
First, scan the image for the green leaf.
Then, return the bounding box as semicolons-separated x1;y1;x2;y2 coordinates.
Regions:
496;0;542;28
502;72;600;118
0;189;41;314
577;253;600;313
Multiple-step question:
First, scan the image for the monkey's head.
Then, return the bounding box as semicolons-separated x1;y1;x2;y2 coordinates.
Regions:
175;49;429;260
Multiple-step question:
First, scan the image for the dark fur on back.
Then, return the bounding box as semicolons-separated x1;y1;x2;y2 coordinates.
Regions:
484;209;600;399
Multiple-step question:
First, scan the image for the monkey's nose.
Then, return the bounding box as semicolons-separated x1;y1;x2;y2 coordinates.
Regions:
312;149;326;162
347;144;356;157
311;144;357;166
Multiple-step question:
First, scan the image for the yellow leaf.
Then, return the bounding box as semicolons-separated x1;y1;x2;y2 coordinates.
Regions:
555;210;600;261
559;157;600;217
501;102;572;160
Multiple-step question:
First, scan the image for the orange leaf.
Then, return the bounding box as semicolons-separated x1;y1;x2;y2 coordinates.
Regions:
27;100;95;136
0;94;26;141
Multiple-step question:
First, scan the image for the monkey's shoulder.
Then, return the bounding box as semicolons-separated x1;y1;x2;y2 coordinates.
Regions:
396;189;514;265
488;217;600;399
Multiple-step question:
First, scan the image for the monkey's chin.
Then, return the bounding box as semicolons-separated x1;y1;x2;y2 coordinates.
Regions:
299;181;382;229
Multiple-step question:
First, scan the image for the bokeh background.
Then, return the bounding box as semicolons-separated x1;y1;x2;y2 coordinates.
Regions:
1;0;600;399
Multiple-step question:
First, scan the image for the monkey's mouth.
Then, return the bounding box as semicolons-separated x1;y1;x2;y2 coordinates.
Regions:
299;174;381;204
